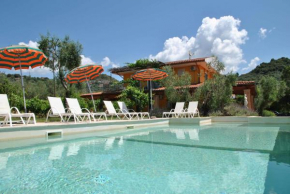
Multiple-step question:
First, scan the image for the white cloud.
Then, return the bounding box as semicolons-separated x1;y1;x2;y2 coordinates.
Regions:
149;16;248;73
100;57;119;68
242;57;260;71
80;55;95;65
18;40;39;49
149;36;195;62
259;28;267;39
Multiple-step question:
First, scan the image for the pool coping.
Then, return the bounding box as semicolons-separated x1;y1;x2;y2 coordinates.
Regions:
1;116;290;142
0;119;169;141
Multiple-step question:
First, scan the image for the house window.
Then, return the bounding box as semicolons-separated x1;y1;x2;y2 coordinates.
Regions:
205;73;208;80
178;69;185;76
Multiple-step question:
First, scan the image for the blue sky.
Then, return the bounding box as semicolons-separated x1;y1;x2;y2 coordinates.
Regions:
0;0;289;79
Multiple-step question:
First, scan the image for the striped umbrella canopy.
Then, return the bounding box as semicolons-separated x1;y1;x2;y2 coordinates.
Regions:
65;64;104;112
132;68;168;112
65;64;104;84
132;68;168;81
0;45;47;70
0;45;47;113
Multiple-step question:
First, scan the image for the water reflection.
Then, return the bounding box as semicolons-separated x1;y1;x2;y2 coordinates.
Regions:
0;124;289;193
48;145;64;160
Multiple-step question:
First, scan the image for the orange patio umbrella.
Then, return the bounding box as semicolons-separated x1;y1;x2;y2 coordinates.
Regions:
132;68;168;111
0;45;48;113
65;64;104;112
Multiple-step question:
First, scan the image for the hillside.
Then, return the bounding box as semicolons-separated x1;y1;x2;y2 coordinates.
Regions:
238;57;290;82
0;72;119;99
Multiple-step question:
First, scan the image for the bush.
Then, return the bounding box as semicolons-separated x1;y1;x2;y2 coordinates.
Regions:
224;103;258;116
150;108;167;118
262;110;276;117
26;97;50;116
209;111;224;116
9;93;24;111
209;103;258;116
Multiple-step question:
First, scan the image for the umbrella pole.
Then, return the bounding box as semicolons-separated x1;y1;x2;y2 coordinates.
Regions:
18;56;27;113
85;78;97;113
150;79;153;112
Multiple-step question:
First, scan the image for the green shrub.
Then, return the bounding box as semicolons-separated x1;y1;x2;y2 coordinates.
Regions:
209;103;258;116
224;103;258;116
9;93;24;111
234;95;244;106
262;110;276;117
26;97;50;116
209;111;224;116
150;108;167;118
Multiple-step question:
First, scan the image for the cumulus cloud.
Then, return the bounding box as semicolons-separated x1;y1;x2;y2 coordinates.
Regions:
80;55;95;65
100;57;119;68
242;57;260;71
149;16;248;73
18;40;39;48
149;36;195;62
259;28;267;39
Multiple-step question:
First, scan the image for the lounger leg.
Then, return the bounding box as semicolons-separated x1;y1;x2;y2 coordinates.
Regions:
32;114;36;124
9;114;12;127
26;115;31;125
20;116;25;124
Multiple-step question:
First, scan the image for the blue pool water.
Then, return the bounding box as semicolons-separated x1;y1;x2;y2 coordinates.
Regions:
0;123;289;193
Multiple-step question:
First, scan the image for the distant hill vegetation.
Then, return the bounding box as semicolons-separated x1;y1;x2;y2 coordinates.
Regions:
0;72;118;99
238;57;290;82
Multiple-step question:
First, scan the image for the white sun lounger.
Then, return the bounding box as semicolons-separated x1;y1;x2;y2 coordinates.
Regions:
67;98;107;122
66;98;92;123
183;101;200;118
0;94;36;127
46;97;78;123
103;101;130;120
162;102;185;118
117;101;145;120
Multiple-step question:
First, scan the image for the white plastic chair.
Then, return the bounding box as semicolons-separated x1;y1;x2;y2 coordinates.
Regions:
103;101;130;120
0;94;36;127
46;97;78;123
117;101;145;120
183;101;200;118
162;102;185;118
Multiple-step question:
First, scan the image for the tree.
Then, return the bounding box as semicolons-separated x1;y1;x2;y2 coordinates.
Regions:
126;59;163;69
118;86;149;111
193;73;237;116
38;34;83;97
255;76;286;114
38;33;61;96
193;58;237;115
161;66;192;104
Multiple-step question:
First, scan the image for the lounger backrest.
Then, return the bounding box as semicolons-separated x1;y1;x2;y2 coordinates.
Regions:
48;97;66;115
66;98;82;114
174;102;185;113
0;94;10;114
187;101;198;113
117;101;129;113
104;101;116;114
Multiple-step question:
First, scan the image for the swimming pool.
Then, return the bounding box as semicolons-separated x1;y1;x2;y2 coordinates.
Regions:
0;123;289;193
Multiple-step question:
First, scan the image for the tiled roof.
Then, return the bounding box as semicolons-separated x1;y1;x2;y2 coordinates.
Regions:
81;92;103;97
165;58;207;65
153;83;203;91
109;57;209;74
236;81;255;86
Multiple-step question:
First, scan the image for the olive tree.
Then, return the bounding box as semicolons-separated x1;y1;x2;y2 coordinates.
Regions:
38;34;83;97
161;66;192;104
